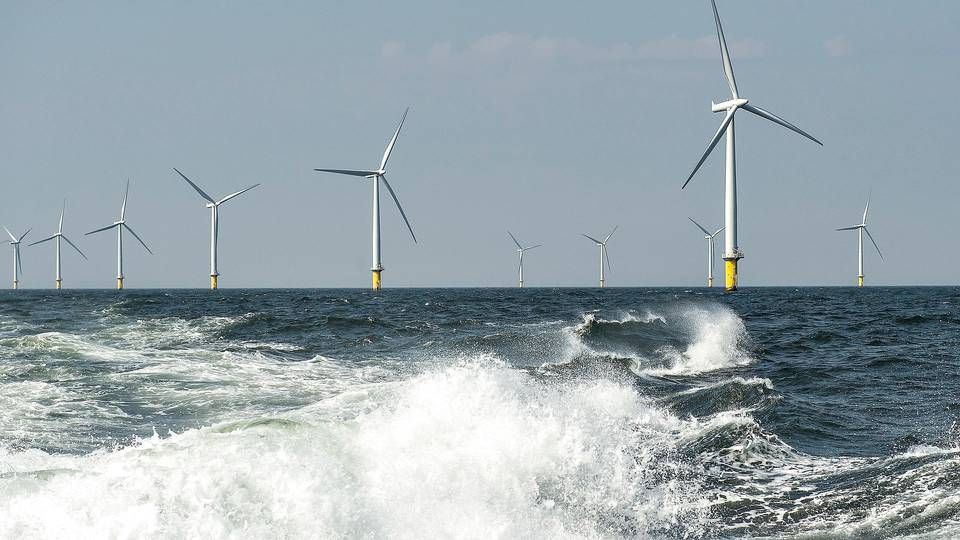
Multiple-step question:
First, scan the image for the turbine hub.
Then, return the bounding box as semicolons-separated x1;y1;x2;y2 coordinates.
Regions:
712;97;748;113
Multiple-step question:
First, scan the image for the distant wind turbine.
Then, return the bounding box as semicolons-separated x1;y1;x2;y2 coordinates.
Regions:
28;201;87;289
85;180;153;289
688;218;724;287
314;108;417;290
508;231;541;288
837;195;883;287
174;168;259;289
3;227;30;289
582;226;617;288
682;0;822;292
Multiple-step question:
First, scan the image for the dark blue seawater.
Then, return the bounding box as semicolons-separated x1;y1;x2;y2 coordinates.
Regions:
1;287;958;538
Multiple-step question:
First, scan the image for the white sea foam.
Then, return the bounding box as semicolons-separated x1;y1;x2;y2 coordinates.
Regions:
647;305;754;376
0;356;711;539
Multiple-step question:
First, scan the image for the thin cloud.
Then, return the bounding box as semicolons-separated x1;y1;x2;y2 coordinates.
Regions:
824;36;852;57
381;32;766;66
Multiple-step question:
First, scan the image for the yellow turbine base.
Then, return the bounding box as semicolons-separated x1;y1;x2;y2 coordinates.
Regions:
372;270;382;290
600;280;605;288
708;277;713;288
55;279;62;290
12;281;17;290
858;275;864;287
210;275;218;290
117;277;124;290
724;260;738;292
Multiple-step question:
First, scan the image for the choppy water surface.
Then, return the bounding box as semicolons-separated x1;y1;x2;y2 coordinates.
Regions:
1;287;958;538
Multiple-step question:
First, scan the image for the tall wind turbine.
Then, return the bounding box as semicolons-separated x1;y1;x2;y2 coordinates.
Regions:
508;231;541;288
837;196;883;287
3;227;30;289
688;218;724;287
314;108;417;290
174;168;259;289
582;226;617;288
85;180;153;289
683;0;822;291
28;201;87;289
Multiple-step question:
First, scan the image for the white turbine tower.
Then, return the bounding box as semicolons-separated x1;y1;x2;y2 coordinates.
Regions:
3;227;31;289
85;180;153;289
508;231;541;288
582;226;617;288
28;201;87;289
688;218;725;287
836;196;883;287
683;0;822;291
174;168;259;289
313;108;417;290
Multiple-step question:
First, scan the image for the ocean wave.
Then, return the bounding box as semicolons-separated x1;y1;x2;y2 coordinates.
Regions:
0;356;712;538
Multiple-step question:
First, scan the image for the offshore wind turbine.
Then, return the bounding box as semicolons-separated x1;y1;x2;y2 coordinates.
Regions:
314;108;417;290
85;180;153;289
682;0;822;291
3;227;30;289
582;226;617;288
688;218;724;287
28;201;87;289
836;196;883;287
174;168;259;289
508;231;541;288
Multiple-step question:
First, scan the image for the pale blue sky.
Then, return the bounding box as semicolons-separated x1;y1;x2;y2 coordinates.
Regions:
1;1;958;287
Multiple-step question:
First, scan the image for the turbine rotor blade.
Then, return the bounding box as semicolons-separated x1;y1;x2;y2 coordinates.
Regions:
604;245;612;273
313;168;378;177
123;223;153;254
3;227;16;243
683;107;738;189
862;194;871;225
379;107;409;172
217;184;260;205
863;227;884;260
86;223;118;236
59;200;65;234
524;244;543;251
582;234;603;245
61;235;88;260
741;104;823;146
173;168;216;204
29;234;58;246
16;246;22;276
711;0;739;98
19;228;31;243
603;225;618;243
688;217;711;236
507;231;523;250
836;226;861;231
712;226;725;237
379;175;417;243
121;179;130;220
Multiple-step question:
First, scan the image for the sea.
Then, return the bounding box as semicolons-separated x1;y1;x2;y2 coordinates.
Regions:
0;287;958;539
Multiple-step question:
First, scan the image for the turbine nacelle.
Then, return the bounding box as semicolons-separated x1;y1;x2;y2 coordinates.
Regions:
711;97;748;112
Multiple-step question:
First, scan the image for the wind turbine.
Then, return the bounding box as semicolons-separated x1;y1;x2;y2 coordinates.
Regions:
582;226;617;288
3;227;30;289
314;108;417;290
836;195;883;287
85;180;153;289
173;168;259;289
682;0;822;291
508;231;541;288
28;201;87;289
688;218;724;287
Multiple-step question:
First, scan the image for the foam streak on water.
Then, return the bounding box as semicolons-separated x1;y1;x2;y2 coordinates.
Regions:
1;288;959;538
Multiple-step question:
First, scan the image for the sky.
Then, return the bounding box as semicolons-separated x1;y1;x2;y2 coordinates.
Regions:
1;1;958;288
